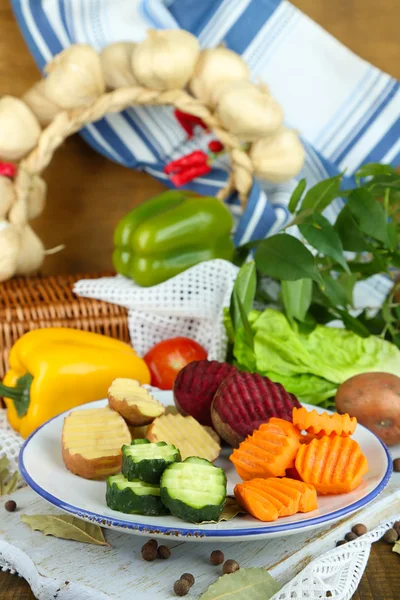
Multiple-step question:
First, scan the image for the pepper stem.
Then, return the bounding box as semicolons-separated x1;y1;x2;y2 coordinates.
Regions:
0;373;33;418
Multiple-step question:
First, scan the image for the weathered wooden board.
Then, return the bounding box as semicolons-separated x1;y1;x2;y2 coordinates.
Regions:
1;482;399;600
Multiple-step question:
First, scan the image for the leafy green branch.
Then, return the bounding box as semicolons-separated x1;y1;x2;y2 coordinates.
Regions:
231;163;400;347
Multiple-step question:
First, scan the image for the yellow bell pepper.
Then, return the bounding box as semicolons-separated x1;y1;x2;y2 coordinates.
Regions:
0;328;150;439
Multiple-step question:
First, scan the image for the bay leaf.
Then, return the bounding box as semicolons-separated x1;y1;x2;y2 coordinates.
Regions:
201;567;281;600
201;497;248;524
0;452;20;496
21;514;109;546
392;541;400;555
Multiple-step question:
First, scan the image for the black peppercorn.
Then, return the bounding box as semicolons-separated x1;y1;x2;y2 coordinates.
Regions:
383;528;398;544
345;532;358;542
4;500;16;512
174;579;190;596
222;559;240;574
210;550;224;565
157;545;171;559
352;524;367;537
180;573;195;588
336;540;347;547
146;538;158;549
393;458;400;472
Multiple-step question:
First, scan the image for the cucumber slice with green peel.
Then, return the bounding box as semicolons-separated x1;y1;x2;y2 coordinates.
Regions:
106;473;169;516
160;457;227;523
122;438;181;483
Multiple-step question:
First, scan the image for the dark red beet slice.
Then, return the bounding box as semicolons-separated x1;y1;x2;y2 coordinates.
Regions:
211;371;301;447
173;360;237;426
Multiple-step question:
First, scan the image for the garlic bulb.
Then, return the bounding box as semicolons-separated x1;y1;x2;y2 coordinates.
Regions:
216;81;283;141
190;47;249;107
43;44;105;109
14;224;45;276
132;29;200;90
0;220;20;282
0;96;41;161
100;42;137;89
27;176;47;220
0;176;15;218
250;128;305;183
23;81;61;126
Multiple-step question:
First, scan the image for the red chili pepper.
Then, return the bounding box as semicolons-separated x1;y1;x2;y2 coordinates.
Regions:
174;109;208;138
164;150;208;174
208;140;224;154
0;162;17;178
171;163;212;186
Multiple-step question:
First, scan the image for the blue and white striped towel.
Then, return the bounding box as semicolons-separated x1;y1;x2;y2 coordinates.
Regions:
12;0;400;307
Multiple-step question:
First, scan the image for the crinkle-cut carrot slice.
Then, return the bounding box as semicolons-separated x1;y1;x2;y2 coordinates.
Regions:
293;407;357;437
265;477;318;512
295;435;369;495
234;482;280;521
230;422;301;480
247;478;301;516
261;417;303;441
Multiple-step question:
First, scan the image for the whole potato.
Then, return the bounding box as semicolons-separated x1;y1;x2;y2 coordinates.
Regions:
335;372;400;446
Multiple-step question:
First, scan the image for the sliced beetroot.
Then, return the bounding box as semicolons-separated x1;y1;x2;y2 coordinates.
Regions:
173;360;237;426
211;371;301;447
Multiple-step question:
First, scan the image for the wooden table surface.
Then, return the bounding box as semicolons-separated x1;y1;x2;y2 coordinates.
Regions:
0;0;399;597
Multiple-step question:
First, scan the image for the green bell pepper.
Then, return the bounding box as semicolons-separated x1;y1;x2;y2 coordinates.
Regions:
113;191;235;287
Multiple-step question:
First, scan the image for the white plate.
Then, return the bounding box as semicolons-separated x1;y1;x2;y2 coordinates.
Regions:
19;392;392;542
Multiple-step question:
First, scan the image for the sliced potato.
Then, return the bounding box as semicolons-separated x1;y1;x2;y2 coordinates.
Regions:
147;413;221;462
108;378;165;425
62;407;131;479
128;424;149;440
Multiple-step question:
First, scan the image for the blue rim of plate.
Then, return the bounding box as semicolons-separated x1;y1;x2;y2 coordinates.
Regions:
19;406;393;538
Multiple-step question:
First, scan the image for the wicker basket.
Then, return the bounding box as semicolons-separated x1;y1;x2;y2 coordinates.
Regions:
0;273;129;380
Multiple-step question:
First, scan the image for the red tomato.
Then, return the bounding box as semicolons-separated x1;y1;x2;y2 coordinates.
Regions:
144;337;207;390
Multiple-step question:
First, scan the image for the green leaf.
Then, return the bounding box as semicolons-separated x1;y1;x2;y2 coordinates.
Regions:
0;452;20;497
255;234;323;285
21;514;109;546
348;253;388;276
201;567;281;600
281;279;312;323
233;290;254;349
337;273;357;306
332;309;370;338
321;275;350;308
288;178;306;213
299;213;350;273
335;206;370;252
386;222;397;251
300;175;342;213
201;497;247;524
346;188;389;244
356;163;397;179
390;253;400;268
230;262;256;333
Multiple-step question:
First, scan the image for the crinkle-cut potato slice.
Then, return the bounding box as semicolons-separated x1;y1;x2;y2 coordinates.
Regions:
108;378;165;425
128;424;150;440
62;407;131;480
147;413;221;462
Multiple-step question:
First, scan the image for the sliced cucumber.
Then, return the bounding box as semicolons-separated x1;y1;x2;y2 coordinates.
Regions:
122;439;181;484
160;457;227;523
106;473;169;516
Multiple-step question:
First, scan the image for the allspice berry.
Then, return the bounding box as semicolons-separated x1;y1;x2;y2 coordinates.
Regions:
393;458;400;472
180;573;195;588
352;524;367;537
174;579;190;596
141;543;157;562
383;528;398;544
223;559;240;574
147;538;158;550
336;540;347;547
345;532;358;542
210;550;224;565
393;521;400;536
157;545;171;559
4;500;17;512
